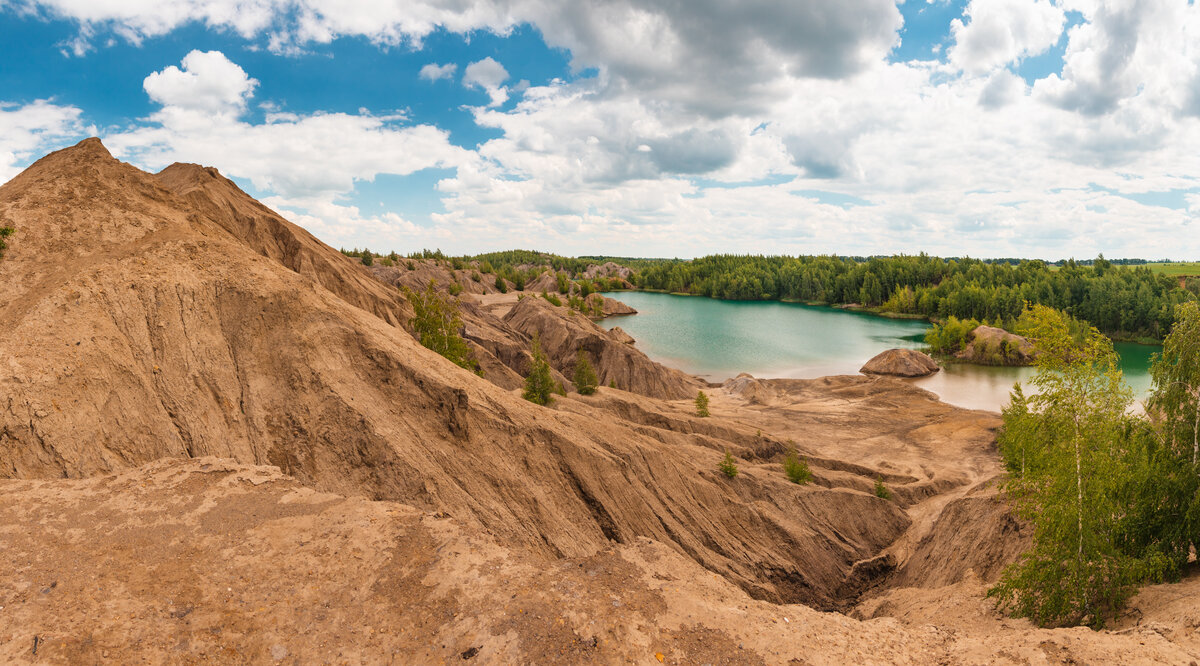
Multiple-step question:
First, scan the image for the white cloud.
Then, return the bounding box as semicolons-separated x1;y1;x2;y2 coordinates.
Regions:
949;0;1066;74
143;50;258;115
0;100;87;183
419;62;457;82
9;1;1200;259
462;57;509;106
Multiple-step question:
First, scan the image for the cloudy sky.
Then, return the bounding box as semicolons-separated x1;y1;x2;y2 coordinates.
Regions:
1;0;1198;259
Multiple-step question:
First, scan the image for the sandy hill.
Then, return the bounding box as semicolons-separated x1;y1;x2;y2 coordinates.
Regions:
3;139;1199;663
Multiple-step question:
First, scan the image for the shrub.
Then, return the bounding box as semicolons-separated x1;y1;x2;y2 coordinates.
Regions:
361;251;374;266
495;275;508;293
0;225;13;256
873;477;891;500
719;450;738;478
406;260;416;271
695;390;710;417
448;282;464;296
471;271;482;282
522;334;555;406
556;272;570;294
573;349;598;395
542;291;563;307
401;280;479;374
783;448;812;484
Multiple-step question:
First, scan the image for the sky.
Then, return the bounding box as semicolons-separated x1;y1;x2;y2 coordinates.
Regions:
1;0;1198;260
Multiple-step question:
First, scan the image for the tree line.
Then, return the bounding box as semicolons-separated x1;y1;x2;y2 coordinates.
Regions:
633;254;1198;341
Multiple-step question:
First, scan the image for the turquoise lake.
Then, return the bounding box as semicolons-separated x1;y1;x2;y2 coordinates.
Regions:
599;291;1157;413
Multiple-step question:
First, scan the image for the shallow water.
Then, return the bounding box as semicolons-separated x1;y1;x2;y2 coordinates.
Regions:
599;291;1157;413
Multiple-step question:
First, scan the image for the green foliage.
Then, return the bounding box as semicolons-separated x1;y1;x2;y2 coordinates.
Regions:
0;225;13;256
988;305;1168;628
573;349;599;395
719;450;739;478
480;261;495;274
494;275;508;293
522;334;555;406
873;477;891;500
695;390;710;417
471;271;482;282
556;271;570;294
635;254;1194;341
361;250;374;266
782;447;812;484
401;280;479;374
542;290;563;307
406;260;416;271
448;282;464;296
1149;301;1200;466
608;379;617;389
924;315;981;354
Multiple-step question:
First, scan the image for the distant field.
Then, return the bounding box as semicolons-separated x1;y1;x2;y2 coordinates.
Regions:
1146;262;1200;277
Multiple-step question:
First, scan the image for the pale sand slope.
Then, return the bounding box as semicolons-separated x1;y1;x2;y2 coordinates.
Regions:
2;457;1196;665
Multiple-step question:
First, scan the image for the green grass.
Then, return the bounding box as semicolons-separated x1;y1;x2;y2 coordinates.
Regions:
1145;262;1200;278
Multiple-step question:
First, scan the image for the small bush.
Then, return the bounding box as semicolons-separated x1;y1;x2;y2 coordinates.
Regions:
495;275;508;293
0;225;13;256
448;282;464;296
695;390;710;417
719;450;739;478
783;448;812;485
573;349;599;395
471;271;482;282
361;251;374;266
522;334;555;406
406;260;416;271
542;291;563;307
873;477;892;500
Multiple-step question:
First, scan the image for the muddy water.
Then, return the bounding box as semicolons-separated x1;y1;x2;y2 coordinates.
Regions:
599;291;1157;413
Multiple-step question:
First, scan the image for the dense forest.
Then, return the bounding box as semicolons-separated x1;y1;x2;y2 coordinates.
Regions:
634;254;1199;341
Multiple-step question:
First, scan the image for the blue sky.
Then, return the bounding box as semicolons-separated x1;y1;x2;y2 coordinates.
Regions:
1;1;1198;260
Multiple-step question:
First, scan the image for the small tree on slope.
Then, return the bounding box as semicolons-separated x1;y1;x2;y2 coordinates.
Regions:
523;334;555;406
573;349;598;395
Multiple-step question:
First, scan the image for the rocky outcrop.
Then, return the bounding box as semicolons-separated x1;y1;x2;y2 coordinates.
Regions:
860;349;940;377
956;326;1035;366
598;294;637;316
583;261;632;280
503;296;702;399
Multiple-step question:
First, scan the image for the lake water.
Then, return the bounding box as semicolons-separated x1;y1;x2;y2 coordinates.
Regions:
599;291;1157;413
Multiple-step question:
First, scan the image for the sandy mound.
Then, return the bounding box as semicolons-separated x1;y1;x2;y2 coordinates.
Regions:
598;294;637;316
861;349;940;377
583;261;633;280
504;296;701;399
956;325;1035;366
0;138;930;609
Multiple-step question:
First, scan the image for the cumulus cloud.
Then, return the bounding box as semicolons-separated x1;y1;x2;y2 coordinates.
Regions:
143;50;258;115
103;52;474;250
462;57;509;106
0;100;87;183
20;0;902;117
419;62;457;82
949;0;1066;74
9;0;1200;258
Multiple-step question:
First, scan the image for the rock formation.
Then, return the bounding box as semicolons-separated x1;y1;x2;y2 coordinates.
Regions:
956;325;1035;366
860;348;940;377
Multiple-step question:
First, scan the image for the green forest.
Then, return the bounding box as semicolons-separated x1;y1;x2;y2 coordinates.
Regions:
633;254;1199;341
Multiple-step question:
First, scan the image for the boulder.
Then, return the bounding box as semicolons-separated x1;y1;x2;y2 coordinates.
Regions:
860;349;940;378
